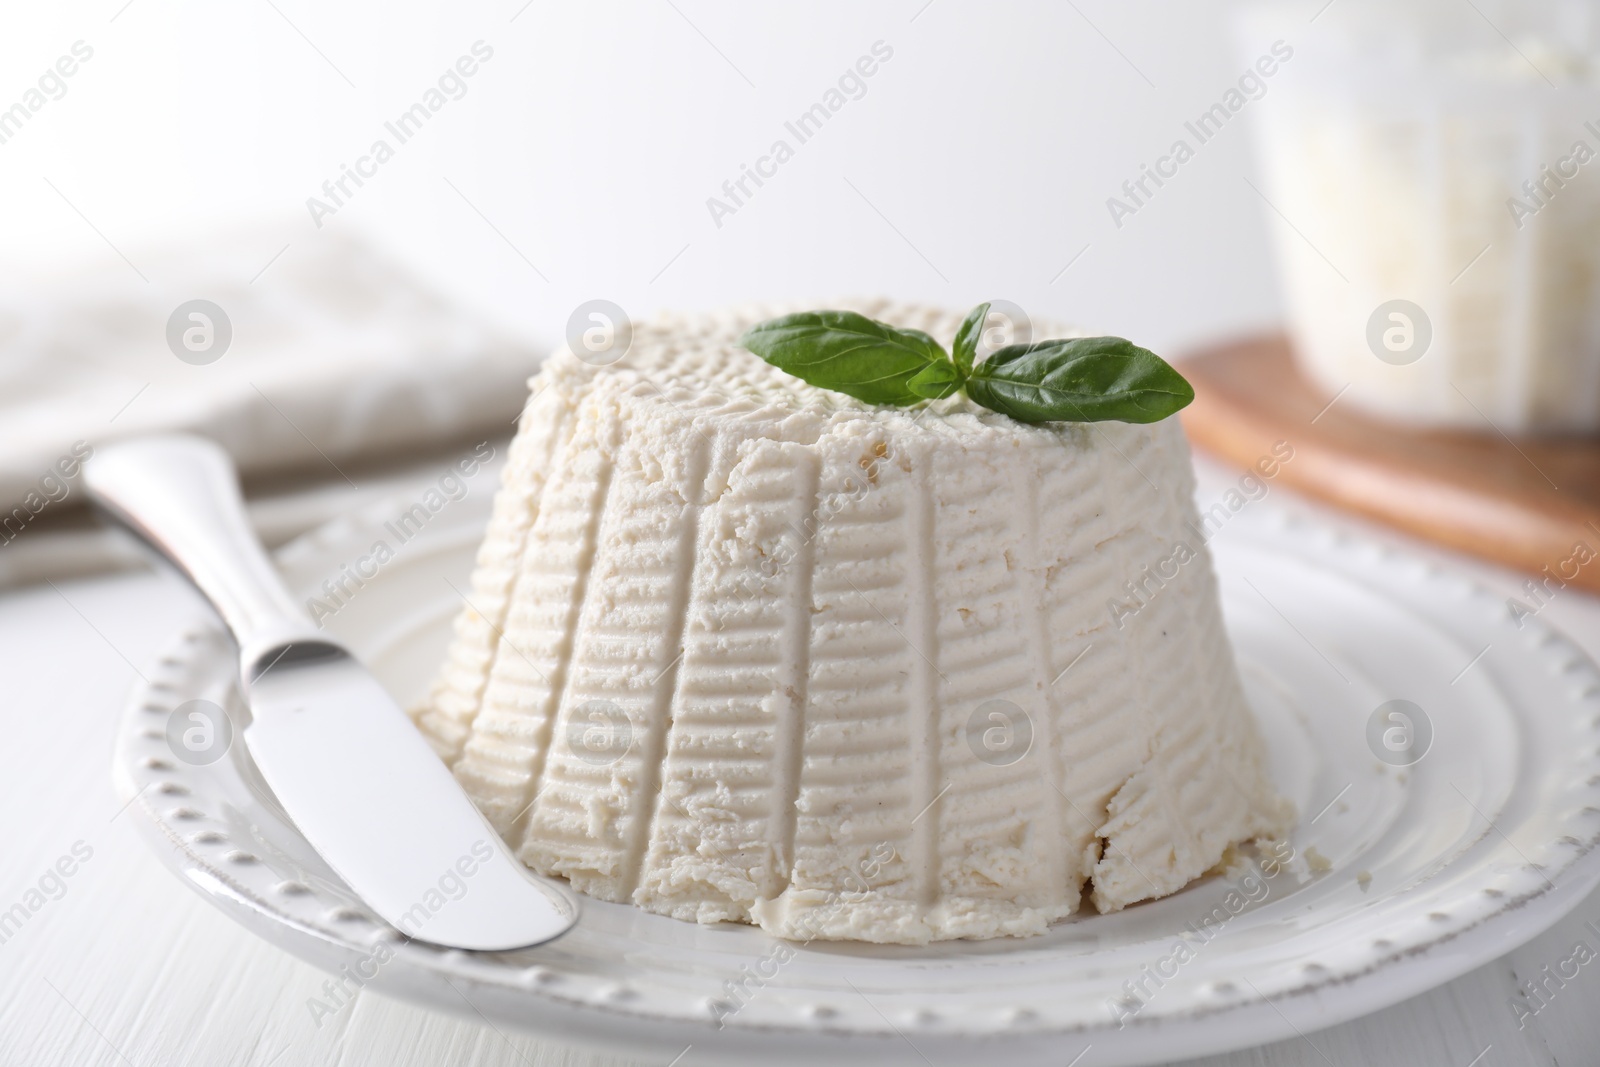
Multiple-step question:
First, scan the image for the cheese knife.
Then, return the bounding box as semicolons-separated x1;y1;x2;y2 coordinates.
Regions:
86;435;577;951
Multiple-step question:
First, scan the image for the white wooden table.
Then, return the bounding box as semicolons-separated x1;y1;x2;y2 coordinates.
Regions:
3;462;1597;1067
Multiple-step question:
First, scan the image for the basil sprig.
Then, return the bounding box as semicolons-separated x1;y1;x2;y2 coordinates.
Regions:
738;305;1193;425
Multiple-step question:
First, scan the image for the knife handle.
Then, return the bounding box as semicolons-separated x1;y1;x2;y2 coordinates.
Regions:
83;434;341;679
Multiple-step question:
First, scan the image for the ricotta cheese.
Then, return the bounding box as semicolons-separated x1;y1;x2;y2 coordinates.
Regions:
414;301;1288;944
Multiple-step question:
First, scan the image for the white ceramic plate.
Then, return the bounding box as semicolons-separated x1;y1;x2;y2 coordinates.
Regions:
112;494;1600;1066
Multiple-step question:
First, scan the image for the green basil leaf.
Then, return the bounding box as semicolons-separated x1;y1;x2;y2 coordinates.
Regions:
738;310;951;406
908;359;962;399
965;336;1194;424
951;302;989;377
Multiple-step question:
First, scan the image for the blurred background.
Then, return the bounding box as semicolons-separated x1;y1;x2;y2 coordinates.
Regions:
0;0;1287;354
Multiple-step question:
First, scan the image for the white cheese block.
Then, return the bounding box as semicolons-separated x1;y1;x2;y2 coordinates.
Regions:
414;301;1288;944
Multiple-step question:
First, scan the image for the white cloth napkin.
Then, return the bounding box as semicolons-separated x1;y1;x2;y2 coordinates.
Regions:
0;229;538;499
0;229;540;583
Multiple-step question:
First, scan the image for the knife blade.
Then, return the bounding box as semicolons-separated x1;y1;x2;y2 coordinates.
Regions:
86;435;577;951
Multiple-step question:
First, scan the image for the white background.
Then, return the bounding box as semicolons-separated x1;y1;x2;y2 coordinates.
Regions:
0;0;1292;356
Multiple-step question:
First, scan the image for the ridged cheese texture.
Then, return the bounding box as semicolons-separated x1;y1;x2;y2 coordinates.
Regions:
414;300;1288;944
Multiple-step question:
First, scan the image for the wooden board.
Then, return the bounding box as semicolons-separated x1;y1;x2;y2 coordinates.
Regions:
1179;334;1600;596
